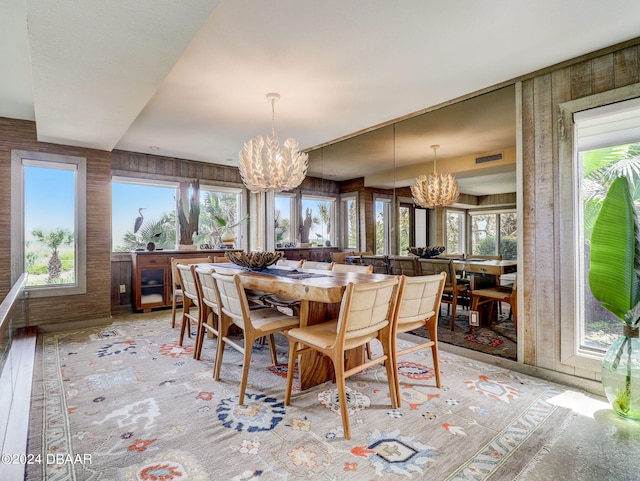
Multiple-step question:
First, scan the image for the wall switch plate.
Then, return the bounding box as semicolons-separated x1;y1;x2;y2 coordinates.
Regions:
119;284;126;294
469;310;479;326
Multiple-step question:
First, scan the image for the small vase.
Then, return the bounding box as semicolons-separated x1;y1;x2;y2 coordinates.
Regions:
601;325;640;420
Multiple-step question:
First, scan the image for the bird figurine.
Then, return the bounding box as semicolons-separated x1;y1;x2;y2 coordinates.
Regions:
134;208;146;234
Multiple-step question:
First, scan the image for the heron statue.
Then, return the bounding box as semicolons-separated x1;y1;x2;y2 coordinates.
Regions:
134;208;146;234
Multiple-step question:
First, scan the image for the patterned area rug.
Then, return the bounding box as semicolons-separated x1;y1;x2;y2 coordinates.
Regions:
413;309;517;360
27;312;572;481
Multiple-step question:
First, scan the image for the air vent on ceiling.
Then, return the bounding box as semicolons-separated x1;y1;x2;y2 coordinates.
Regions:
475;152;503;164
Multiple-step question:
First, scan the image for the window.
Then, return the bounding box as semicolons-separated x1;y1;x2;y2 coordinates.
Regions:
559;87;640;368
11;150;86;297
398;204;411;254
470;210;517;260
340;194;359;250
301;195;336;247
197;186;245;249
445;209;465;254
274;193;296;246
374;197;391;255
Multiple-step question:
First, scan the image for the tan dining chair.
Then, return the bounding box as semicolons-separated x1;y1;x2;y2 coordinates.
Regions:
331;263;374;274
301;260;334;270
193;265;222;362
419;258;467;330
212;272;301;406
284;277;401;440
361;255;389;274
175;263;204;347
392;273;446;406
276;258;303;268
330;251;354;264
469;274;517;330
388;255;420;276
170;256;213;329
213;256;231;263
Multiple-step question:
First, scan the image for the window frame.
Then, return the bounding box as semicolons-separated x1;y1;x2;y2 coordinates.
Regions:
340;192;359;250
11;150;87;297
374;195;392;255
558;82;640;371
444;208;466;255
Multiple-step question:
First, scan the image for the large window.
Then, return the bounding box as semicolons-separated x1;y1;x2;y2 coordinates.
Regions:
445;209;465;254
301;195;336;247
470;210;517;260
112;178;245;251
11;150;86;296
374;197;391;255
340;194;359;250
274;193;296;246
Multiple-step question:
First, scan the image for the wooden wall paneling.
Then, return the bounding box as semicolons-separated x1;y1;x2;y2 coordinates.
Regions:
520;78;537;365
570;60;593;99
531;73;557;371
591;53;615;94
613;45;639;87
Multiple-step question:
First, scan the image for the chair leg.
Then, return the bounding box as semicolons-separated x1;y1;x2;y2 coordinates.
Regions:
238;334;254;406
268;333;278;365
431;344;441;388
450;296;457;331
171;295;178;328
284;341;297;405
214;317;230;381
333;358;352;440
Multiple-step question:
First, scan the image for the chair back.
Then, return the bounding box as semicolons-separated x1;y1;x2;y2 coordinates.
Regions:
361;255;389;274
301;260;334;270
171;256;214;290
194;265;221;312
211;272;250;328
395;273;446;332
336;278;400;347
331;263;374;274
418;258;455;286
213;256;231;263
330;251;354;264
388;255;419;276
176;263;200;305
277;258;303;268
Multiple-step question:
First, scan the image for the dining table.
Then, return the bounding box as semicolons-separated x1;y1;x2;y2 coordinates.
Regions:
207;263;396;390
452;259;517;289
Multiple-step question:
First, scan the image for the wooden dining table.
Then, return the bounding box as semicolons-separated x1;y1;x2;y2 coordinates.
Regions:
453;259;517;289
208;264;396;390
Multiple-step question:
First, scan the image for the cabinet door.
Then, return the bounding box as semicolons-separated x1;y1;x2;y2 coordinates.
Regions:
139;267;168;307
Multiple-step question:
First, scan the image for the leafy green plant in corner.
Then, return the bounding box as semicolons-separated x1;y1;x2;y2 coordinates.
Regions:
589;176;640;415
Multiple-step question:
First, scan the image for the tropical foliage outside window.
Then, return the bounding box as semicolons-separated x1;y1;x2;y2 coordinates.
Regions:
374;198;389;255
24;163;77;286
342;196;358;250
112;180;244;252
301;196;335;247
274;194;294;246
580;142;640;352
398;205;410;254
445;210;465;254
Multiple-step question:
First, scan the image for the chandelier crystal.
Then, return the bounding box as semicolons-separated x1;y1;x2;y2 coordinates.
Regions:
411;144;460;208
238;93;308;193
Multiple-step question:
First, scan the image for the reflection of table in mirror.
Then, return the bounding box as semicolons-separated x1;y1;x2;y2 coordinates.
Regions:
453;260;517;289
211;265;395;390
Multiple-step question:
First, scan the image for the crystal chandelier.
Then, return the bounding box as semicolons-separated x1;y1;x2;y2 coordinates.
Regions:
238;93;308;192
411;144;460;208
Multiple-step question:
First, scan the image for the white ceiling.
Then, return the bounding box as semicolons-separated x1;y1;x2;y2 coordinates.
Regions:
2;0;640;193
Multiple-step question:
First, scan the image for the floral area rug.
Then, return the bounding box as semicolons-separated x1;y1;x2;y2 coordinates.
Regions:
27;311;571;481
412;308;517;360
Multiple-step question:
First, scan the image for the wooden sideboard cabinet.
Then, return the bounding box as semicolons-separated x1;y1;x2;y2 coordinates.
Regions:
275;246;341;263
131;249;240;312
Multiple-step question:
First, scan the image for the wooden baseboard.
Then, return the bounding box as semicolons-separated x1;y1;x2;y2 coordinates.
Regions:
0;326;37;481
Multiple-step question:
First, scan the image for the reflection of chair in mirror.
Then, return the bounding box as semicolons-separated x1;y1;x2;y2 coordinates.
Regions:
469;275;517;330
171;256;213;329
212;272;300;406
284;277;401;439
301;260;334;270
392;273;446;406
419;259;467;330
361;255;389;274
331;263;374;274
388;256;419;276
277;258;303;268
330;251;353;264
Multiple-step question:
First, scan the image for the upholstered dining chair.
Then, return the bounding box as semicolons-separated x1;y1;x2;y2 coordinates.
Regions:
283;277;401;440
388;255;420;276
418;258;467;330
361;255;389;274
170;256;213;329
301;260;334;270
331;263;374;274
193;265;222;362
469;274;517;330
392;273;447;406
212;272;300;406
276;258;303;268
175;263;204;347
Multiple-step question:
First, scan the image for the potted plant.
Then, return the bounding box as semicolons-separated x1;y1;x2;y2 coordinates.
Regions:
589;176;640;420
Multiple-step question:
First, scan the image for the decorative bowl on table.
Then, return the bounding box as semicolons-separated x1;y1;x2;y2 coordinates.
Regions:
224;251;281;270
408;246;446;258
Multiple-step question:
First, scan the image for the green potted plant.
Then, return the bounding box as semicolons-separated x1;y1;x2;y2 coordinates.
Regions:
589;176;640;419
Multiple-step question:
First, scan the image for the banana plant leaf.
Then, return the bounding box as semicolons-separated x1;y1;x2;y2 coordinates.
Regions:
589;176;640;323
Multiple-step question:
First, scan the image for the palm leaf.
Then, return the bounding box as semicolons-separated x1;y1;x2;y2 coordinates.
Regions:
589;176;640;323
